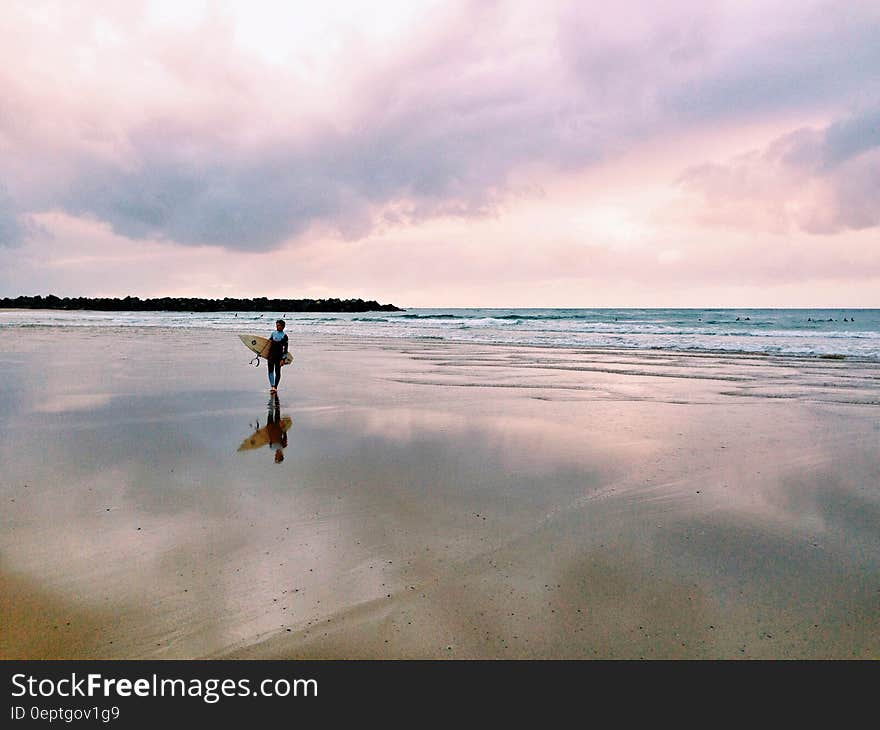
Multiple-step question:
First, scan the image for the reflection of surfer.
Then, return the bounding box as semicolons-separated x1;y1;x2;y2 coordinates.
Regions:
267;319;289;393
266;393;287;463
237;396;292;460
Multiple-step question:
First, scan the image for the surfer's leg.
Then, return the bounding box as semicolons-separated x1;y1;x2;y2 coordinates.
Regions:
274;361;282;388
267;361;276;388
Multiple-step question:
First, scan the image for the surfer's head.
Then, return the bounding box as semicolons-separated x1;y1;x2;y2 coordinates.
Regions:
274;448;285;463
275;319;285;330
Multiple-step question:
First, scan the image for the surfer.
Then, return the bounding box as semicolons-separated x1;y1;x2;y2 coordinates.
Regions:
267;319;289;393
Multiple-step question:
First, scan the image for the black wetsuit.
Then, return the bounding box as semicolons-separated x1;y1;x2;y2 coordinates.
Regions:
267;331;288;388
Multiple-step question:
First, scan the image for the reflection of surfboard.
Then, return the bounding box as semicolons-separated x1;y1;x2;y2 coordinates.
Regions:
239;334;293;365
238;417;292;451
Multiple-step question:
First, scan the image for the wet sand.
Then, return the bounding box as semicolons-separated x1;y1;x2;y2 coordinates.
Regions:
1;327;878;659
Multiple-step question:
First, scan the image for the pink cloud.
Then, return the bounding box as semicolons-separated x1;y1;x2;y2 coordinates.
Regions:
677;106;880;234
2;1;878;253
0;1;878;305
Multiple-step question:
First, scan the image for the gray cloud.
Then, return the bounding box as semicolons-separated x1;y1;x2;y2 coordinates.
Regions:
827;152;880;232
3;1;880;251
63;136;341;249
56;5;609;251
812;107;880;171
60;99;600;251
660;4;880;123
0;186;25;247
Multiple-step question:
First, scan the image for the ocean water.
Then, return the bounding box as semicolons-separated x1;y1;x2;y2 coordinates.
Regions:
1;308;878;360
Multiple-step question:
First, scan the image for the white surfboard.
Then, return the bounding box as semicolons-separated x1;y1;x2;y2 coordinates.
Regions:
239;334;293;365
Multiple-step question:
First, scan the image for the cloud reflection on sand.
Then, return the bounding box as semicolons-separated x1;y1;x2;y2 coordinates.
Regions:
1;328;878;658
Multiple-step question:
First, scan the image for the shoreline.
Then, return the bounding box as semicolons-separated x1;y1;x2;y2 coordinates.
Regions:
2;305;877;362
0;318;877;365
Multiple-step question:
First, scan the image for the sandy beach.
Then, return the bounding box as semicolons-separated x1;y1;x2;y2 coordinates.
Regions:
1;326;878;659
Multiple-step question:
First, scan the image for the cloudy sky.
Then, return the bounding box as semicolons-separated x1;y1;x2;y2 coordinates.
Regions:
0;0;878;306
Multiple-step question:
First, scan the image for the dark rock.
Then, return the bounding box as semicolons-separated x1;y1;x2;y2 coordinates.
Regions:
0;294;403;312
